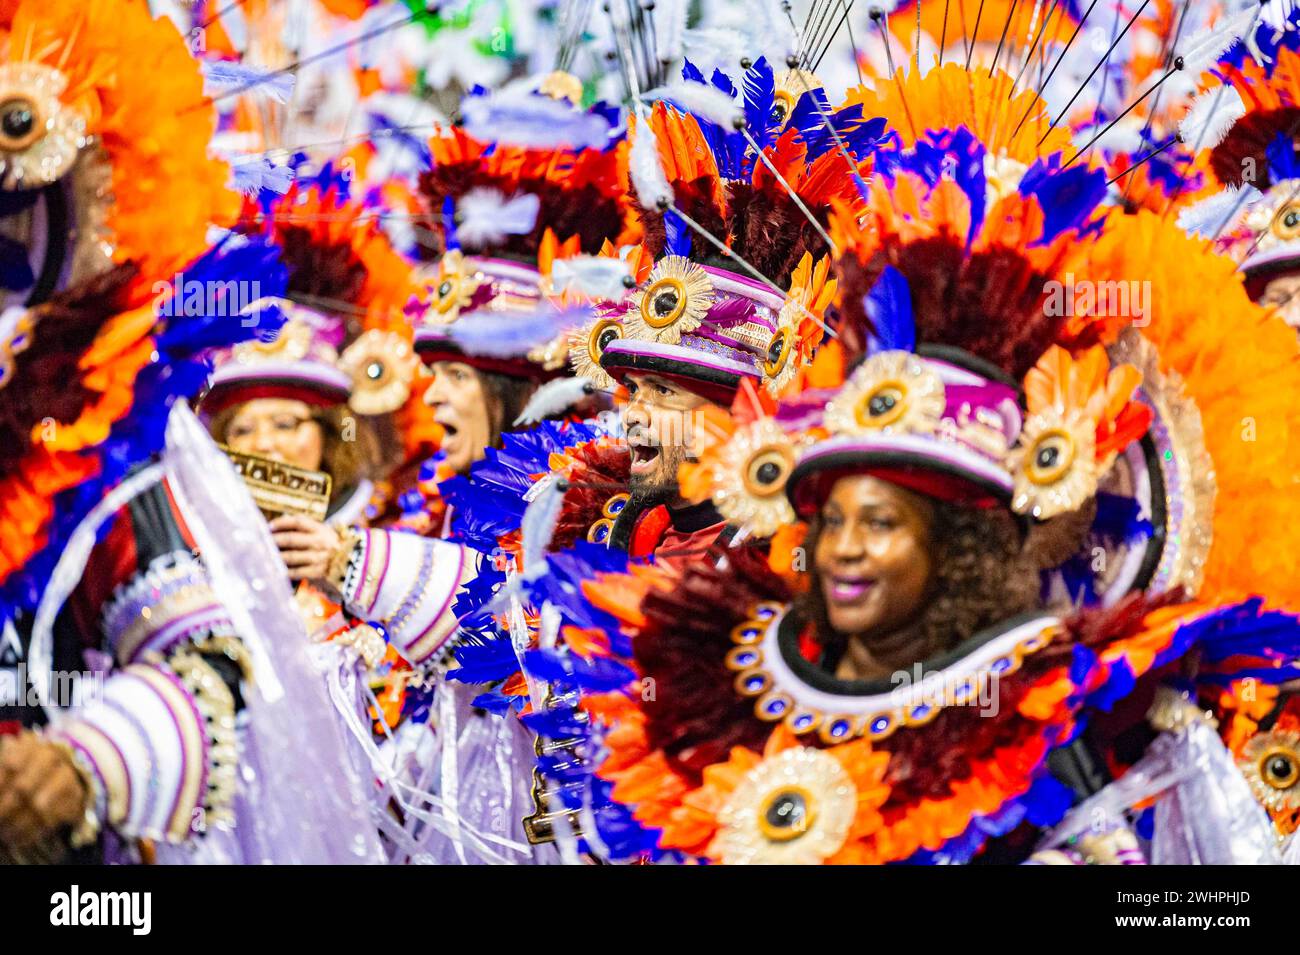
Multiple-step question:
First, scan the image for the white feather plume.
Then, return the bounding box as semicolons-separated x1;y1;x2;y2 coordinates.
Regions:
644;82;744;128
460;87;613;150
1178;85;1247;150
456;188;540;249
681;28;751;75
555;0;597;55
521;479;566;577
654;0;689;64
550;256;633;299
203;60;296;103
447;305;593;358
227;156;295;197
1177;8;1259;78
514;377;596;426
630;115;674;210
1176;183;1262;238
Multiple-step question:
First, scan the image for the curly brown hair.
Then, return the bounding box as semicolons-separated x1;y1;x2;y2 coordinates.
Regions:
800;501;1041;664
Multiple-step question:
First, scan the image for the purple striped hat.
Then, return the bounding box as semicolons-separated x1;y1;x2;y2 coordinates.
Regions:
597;257;782;405
413;253;569;381
203;300;352;413
786;349;1024;514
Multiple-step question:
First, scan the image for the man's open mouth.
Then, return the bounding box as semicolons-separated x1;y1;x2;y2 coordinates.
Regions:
629;443;661;474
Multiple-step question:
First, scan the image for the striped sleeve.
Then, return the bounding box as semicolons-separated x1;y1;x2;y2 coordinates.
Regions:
337;528;481;666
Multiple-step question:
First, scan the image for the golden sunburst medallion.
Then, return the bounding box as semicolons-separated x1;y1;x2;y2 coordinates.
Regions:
0;63;88;191
624;256;714;345
710;419;798;538
567;313;621;390
1238;728;1300;815
763;301;805;396
237;313;317;364
340;329;418;415
1009;407;1099;519
711;746;857;865
424;251;484;324
823;351;946;437
771;69;822;129
1272;200;1300;243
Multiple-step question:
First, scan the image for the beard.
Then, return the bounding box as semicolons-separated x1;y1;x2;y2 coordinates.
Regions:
627;439;690;507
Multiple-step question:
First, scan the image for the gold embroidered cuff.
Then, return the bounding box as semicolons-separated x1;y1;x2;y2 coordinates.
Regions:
327;526;363;593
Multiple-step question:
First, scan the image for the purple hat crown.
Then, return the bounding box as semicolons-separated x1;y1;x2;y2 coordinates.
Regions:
592;257;786;396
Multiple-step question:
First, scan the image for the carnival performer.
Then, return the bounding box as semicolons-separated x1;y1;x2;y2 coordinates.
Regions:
583;53;885;563
243;76;639;862
507;59;1300;865
0;0;383;864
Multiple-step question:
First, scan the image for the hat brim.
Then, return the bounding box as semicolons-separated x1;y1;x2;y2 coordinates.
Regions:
201;363;351;415
414;332;564;382
786;435;1014;516
599;340;757;405
1242;243;1300;296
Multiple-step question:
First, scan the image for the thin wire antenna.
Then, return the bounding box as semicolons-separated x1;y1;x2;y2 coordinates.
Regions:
1037;0;1150;146
1133;0;1191;148
1089;0;1125;132
1010;0;1100;138
641;0;663;86
843;2;867;85
197;0;251;32
665;202;841;339
1008;0;1062;97
605;0;648;104
1105;133;1178;185
965;0;989;70
870;8;920;140
988;0;1021;76
803;0;839;70
555;0;595;72
957;0;973;70
1064;60;1183;168
799;0;828;67
625;0;655;89
916;0;924;72
1159;2;1266;219
940;0;951;66
779;9;875;197
800;0;820;54
194;8;421;109
812;0;856;72
1123;1;1190;207
738;126;838;251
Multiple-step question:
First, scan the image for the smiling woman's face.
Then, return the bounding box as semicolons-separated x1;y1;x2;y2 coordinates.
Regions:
813;474;937;642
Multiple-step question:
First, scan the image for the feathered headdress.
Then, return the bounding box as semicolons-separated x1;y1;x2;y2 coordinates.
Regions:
0;235;286;623
411;81;639;380
218;165;435;455
594;56;886;404
0;0;237;306
1177;11;1300;289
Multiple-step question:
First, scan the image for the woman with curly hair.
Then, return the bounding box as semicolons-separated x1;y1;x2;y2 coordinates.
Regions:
795;475;1041;682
